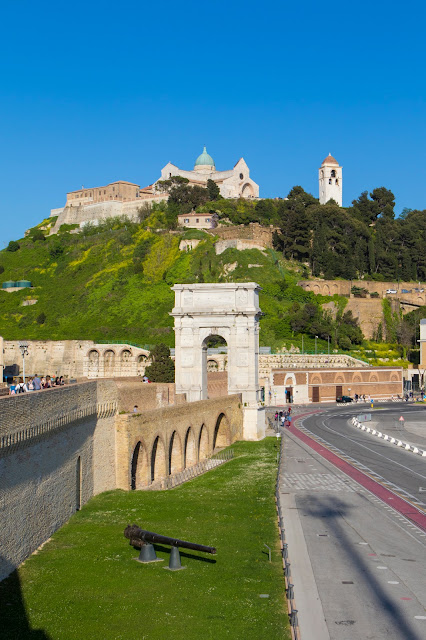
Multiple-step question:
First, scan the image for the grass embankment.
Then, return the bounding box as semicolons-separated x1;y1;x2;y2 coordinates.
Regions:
0;439;290;640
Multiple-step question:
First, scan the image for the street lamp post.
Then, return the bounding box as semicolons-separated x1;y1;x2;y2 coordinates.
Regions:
19;341;29;383
315;335;318;355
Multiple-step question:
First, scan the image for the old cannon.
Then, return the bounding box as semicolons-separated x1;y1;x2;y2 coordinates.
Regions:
124;524;216;570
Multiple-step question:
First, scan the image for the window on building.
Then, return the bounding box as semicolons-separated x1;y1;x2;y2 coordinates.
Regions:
184;218;189;223
239;173;244;179
196;218;199;223
206;218;210;222
335;179;339;185
99;190;101;195
104;190;106;194
331;170;336;178
329;178;332;184
113;186;115;191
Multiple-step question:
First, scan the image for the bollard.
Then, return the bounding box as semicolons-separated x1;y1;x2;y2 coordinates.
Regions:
286;583;294;600
284;562;291;577
164;545;186;571
282;543;288;560
289;609;299;628
135;543;163;564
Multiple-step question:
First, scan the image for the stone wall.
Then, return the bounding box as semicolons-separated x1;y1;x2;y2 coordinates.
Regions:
115;381;186;413
115;394;243;490
209;223;277;255
3;340;151;380
0;380;118;581
298;279;426;339
269;367;403;404
49;194;168;235
0;379;243;580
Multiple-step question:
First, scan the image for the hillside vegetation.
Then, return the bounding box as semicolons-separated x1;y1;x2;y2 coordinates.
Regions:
1;181;425;358
0;216;349;351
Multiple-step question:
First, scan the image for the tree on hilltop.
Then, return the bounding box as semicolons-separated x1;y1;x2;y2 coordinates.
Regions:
206;179;220;201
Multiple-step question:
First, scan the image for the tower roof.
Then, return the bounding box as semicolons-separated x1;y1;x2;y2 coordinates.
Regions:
321;153;339;165
195;146;215;167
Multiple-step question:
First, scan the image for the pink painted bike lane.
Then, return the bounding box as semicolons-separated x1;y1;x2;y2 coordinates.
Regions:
287;410;426;532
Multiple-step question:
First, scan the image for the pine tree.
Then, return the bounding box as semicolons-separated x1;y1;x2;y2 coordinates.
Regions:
145;344;175;383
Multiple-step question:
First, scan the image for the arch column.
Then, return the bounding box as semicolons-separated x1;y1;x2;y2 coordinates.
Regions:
171;283;265;440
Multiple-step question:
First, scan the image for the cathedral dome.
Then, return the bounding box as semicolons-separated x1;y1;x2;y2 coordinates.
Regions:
194;146;215;171
321;153;339;165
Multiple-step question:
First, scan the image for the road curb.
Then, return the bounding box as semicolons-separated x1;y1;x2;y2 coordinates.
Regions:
350;417;426;457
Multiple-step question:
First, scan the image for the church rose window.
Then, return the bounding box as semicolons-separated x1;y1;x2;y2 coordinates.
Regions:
240;173;244;179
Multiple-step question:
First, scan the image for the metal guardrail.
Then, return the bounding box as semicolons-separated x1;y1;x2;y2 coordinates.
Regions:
273;418;301;639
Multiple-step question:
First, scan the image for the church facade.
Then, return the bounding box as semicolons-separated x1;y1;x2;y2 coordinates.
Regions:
156;147;259;199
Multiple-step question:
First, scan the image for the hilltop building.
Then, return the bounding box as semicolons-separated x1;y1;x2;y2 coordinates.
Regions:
319;154;342;206
156;146;259;199
48;147;259;233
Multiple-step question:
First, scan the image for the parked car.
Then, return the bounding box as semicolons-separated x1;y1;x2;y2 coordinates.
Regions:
336;395;353;403
386;289;397;294
401;289;411;293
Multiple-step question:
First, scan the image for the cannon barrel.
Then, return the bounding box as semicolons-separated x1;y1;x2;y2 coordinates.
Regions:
124;525;216;555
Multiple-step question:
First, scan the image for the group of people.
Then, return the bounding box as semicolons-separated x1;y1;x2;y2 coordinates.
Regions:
10;375;65;394
274;407;292;427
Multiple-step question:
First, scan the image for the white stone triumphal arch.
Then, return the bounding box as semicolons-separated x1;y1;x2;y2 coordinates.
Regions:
171;283;266;440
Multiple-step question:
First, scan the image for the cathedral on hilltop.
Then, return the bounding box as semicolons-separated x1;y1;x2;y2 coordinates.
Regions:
47;148;342;235
156;146;259;199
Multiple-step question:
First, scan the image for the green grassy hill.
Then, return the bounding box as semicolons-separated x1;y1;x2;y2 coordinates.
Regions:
0;218;334;350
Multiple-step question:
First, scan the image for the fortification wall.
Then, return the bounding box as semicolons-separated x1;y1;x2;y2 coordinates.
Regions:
115;381;186;413
115;394;243;490
0;379;243;580
49;194;168;235
298;279;426;303
3;340;151;379
0;380;118;581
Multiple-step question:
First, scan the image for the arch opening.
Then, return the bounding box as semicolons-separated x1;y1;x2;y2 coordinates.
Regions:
131;441;149;490
213;413;231;450
198;424;209;460
168;431;183;475
104;349;115;376
202;334;228;399
184;427;197;468
120;349;132;375
87;350;99;376
151;437;166;483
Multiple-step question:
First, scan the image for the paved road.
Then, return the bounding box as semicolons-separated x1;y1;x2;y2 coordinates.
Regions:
300;404;426;515
277;404;426;640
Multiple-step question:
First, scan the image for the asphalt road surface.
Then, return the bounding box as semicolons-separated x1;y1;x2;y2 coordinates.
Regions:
278;403;426;640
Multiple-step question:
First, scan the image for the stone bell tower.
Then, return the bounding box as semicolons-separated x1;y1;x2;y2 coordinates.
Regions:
319;153;342;206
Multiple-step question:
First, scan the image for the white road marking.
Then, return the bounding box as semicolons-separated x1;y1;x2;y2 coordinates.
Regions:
388;581;399;584
319;419;426;481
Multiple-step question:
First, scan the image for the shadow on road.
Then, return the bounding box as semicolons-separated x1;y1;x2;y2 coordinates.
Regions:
299;496;423;640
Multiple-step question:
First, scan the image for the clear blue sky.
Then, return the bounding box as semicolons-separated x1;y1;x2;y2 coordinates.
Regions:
1;0;425;245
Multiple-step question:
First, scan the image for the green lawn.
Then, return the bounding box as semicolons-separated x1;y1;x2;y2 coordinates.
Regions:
1;439;290;640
